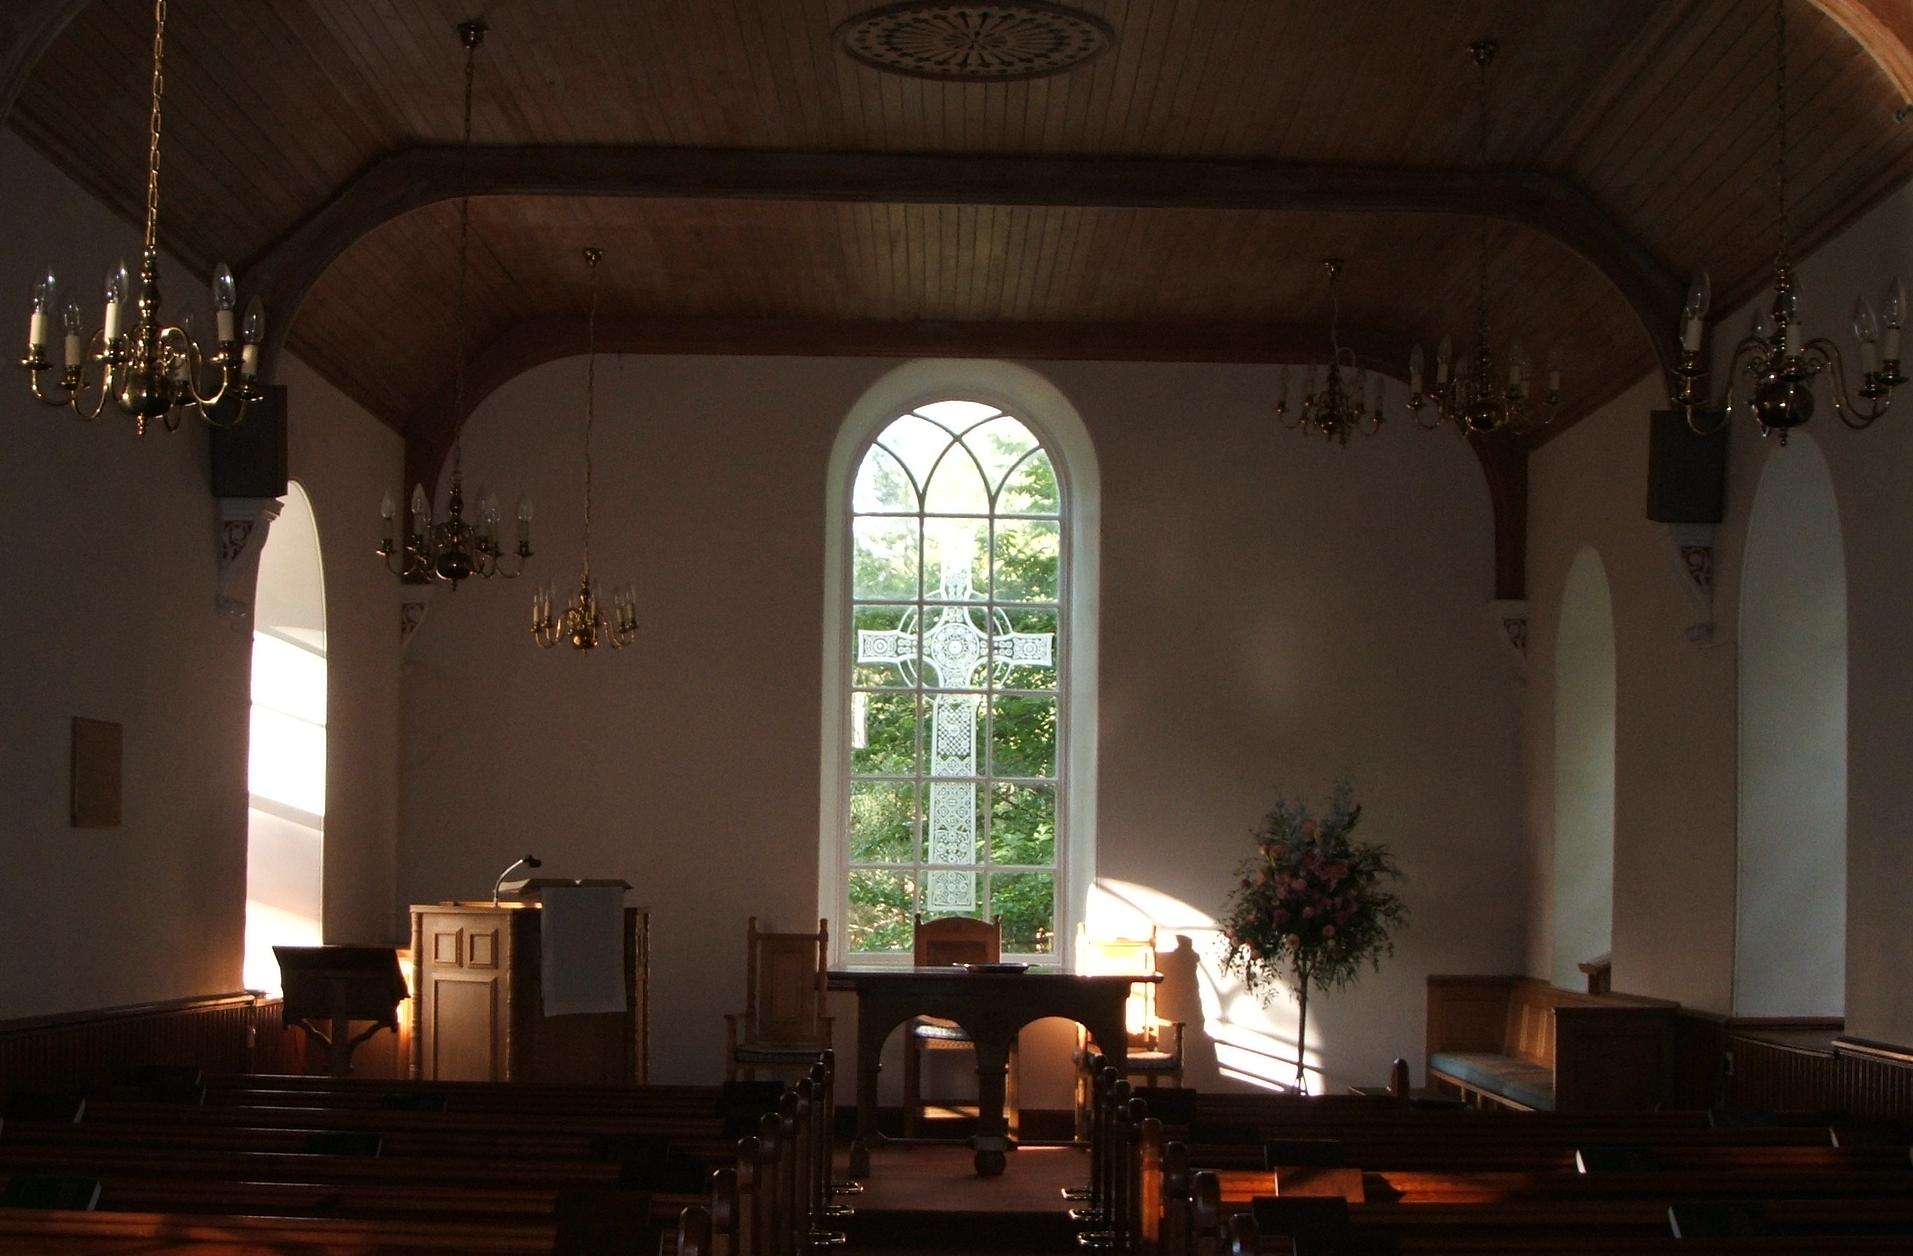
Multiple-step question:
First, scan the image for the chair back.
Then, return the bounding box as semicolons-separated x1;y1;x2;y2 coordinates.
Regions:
745;917;829;1044
914;914;1001;967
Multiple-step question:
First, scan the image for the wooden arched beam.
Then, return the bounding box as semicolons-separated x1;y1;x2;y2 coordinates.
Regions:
398;312;1419;508
402;311;1536;599
0;0;89;122
1812;0;1913;112
241;145;1688;403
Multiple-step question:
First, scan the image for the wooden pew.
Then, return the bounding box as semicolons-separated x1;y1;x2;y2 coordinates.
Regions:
0;1053;845;1256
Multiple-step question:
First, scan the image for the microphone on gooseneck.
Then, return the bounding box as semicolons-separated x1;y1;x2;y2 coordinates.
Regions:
492;854;542;906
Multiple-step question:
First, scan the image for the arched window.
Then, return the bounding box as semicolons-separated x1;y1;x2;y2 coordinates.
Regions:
1736;435;1846;1017
821;361;1099;965
1552;545;1616;989
243;482;327;996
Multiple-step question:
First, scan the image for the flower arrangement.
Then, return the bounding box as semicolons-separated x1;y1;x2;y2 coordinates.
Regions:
1218;779;1407;1092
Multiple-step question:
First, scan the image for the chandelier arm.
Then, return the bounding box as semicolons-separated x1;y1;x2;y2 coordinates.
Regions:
1806;336;1890;427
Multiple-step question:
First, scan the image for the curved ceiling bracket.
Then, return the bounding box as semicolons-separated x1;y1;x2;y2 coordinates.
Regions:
1811;0;1913;112
398;312;1420;504
0;0;91;122
240;144;1688;416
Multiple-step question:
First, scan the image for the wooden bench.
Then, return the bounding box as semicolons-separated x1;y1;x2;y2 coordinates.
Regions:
1426;977;1678;1111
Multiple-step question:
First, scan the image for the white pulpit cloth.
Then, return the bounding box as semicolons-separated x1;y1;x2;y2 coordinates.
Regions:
540;885;628;1016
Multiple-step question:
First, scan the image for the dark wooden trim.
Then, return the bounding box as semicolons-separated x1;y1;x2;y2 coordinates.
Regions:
1466;432;1529;602
1834;1035;1913;1066
0;0;89;124
243;145;1686;399
397;313;1418;502
0;991;257;1037
0;990;268;1097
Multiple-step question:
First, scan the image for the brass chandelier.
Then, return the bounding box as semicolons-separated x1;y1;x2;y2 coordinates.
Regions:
376;20;534;589
20;0;264;433
1671;0;1901;443
1277;259;1384;444
531;248;638;653
1407;41;1561;436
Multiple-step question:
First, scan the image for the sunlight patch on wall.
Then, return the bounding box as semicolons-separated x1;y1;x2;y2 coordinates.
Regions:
1087;878;1319;1092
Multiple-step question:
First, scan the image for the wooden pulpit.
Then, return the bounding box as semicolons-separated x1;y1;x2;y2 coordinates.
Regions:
410;888;649;1084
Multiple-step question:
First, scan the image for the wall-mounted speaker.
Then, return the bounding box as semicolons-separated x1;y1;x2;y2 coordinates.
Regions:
209;384;288;499
1647;409;1727;524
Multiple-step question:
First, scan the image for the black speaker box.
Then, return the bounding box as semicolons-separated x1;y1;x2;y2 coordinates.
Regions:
1646;408;1726;524
209;384;288;498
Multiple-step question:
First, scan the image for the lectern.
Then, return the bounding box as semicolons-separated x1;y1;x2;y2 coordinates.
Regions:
274;945;408;1078
410;886;649;1084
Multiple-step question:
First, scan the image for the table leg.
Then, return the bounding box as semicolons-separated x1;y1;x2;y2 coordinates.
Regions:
852;1013;885;1178
970;1039;1012;1177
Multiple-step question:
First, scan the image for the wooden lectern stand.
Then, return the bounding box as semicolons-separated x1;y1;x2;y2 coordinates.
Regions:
410;885;649;1084
274;945;409;1079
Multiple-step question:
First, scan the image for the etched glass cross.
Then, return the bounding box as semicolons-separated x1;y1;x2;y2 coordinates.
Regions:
858;523;1053;911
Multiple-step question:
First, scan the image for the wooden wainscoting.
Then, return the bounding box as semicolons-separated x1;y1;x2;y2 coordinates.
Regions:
0;992;263;1095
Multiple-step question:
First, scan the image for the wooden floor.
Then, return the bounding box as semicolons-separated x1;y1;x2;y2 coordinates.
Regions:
838;1142;1084;1251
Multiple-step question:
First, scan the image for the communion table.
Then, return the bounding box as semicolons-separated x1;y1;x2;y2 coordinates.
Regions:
829;966;1157;1176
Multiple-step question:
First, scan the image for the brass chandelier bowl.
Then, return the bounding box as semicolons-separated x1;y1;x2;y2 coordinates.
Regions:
1405;40;1560;438
1671;0;1901;443
376;19;535;591
20;0;264;435
1276;259;1384;445
531;248;637;654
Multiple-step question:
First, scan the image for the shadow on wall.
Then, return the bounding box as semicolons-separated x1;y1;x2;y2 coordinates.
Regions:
1088;878;1319;1093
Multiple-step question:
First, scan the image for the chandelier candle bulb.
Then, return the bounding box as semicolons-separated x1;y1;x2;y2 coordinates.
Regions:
213;265;237;342
1547;348;1563;399
28;272;54;349
1409;343;1424;395
1855;299;1882;373
1437;335;1453;384
1682;272;1711;352
101;268;123;346
61;303;82;369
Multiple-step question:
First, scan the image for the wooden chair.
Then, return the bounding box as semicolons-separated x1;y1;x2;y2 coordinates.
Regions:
902;914;1019;1137
1072;933;1187;1138
724;917;832;1081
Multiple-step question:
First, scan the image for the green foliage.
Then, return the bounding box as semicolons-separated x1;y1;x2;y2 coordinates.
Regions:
1218;779;1408;1004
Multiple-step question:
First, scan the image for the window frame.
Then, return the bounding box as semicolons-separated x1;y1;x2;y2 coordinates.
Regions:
819;361;1099;970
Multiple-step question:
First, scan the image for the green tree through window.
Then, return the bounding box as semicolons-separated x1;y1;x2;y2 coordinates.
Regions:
847;401;1062;956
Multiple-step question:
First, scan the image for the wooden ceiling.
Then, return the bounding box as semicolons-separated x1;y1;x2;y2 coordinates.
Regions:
9;0;1913;472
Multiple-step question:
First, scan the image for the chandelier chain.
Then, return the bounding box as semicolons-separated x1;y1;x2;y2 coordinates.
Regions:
1473;41;1494;344
582;249;601;577
450;22;482;482
1774;0;1790;266
144;0;166;252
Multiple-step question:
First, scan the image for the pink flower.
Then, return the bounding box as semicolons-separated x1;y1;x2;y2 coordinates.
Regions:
1301;906;1314;918
1322;925;1336;938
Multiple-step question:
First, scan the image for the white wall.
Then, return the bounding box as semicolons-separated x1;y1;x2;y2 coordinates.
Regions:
1736;435;1847;1017
1550;546;1616;989
0;129;249;1013
0;128;403;1018
278;356;404;946
401;353;1527;1091
1525;177;1913;1035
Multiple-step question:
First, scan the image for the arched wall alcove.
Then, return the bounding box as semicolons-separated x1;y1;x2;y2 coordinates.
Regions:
1552;545;1616;989
1736;433;1847;1018
243;481;328;996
